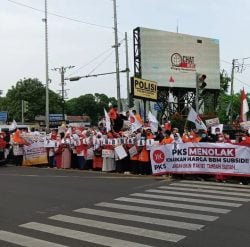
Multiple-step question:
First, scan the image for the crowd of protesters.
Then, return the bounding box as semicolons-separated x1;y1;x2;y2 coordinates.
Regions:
0;105;250;182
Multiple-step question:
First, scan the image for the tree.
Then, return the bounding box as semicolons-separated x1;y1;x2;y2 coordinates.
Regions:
220;70;231;93
3;78;62;122
65;93;117;125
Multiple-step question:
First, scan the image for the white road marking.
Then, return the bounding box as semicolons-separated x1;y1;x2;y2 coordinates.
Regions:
20;222;153;247
0;231;68;247
160;186;250;197
179;180;250;188
96;202;218;221
115;197;230;214
74;208;204;230
130;193;242;207
50;214;185;243
147;189;250;202
171;182;250;193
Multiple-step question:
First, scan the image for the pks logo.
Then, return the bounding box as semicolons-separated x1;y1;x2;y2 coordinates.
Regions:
153;149;165;164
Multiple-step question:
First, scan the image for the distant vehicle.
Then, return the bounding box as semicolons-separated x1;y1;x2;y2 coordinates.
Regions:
0;124;30;133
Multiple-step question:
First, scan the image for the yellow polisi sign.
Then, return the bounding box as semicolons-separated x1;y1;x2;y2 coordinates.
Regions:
132;77;158;100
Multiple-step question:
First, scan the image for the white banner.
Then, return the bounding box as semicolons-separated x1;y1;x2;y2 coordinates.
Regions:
102;149;114;158
23;141;48;166
150;143;250;176
114;145;128;160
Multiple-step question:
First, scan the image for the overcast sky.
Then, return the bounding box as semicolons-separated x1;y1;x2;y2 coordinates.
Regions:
1;0;250;100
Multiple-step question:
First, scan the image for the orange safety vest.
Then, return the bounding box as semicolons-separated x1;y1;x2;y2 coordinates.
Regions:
160;137;173;144
138;146;150;162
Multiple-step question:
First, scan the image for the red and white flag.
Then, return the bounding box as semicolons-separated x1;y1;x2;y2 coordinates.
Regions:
104;109;111;132
187;107;207;130
240;88;249;122
148;111;158;133
129;110;142;132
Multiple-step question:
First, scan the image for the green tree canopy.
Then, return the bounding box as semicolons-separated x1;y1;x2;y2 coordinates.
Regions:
2;78;62;122
65;93;117;124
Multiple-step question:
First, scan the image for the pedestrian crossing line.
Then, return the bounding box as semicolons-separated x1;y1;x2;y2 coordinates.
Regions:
130;193;242;208
146;189;250;202
160;186;250;198
49;214;185;243
179;180;250;188
171;182;250;193
20;222;153;247
96;202;218;222
0;230;68;247
115;197;231;214
74;208;204;231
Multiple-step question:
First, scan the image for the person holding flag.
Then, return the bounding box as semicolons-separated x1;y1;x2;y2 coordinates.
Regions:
104;109;112;133
148;111;159;133
187;107;207;131
129;110;143;133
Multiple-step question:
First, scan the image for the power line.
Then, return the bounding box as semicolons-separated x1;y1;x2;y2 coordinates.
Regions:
221;59;232;65
67;47;113;77
68;38;125;77
7;0;113;30
87;50;115;75
234;77;250;89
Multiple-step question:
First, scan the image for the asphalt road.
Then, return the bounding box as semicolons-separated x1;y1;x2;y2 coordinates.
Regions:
0;165;250;247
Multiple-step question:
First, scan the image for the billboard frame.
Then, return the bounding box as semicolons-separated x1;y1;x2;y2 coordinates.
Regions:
133;27;220;116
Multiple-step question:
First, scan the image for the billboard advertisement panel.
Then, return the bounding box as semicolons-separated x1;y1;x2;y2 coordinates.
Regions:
139;27;220;89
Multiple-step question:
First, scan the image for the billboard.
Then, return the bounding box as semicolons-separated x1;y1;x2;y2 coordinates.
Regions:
131;77;157;101
139;27;220;89
0;112;8;122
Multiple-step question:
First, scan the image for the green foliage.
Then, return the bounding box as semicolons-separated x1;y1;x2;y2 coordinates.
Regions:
65;93;117;125
220;70;231;93
2;78;62;122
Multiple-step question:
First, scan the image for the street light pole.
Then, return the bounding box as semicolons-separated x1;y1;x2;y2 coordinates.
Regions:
229;59;236;124
43;0;49;132
113;0;121;111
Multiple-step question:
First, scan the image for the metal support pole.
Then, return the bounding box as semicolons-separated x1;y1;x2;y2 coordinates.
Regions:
113;0;121;111
195;73;199;113
60;67;65;122
230;59;235;124
44;0;49;132
53;65;74;122
21;100;24;124
125;32;130;107
143;99;147;122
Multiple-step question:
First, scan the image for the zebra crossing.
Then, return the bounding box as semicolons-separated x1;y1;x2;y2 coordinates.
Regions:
0;179;250;246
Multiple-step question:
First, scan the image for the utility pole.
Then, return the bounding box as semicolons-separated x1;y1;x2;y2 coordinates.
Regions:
52;66;75;121
113;0;121;111
43;0;49;132
21;100;24;124
125;32;130;107
229;59;236;124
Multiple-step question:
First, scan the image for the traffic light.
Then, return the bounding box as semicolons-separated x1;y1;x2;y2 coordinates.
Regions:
23;101;29;113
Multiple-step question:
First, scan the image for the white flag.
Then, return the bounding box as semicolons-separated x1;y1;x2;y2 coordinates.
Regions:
187;107;207;130
104;109;111;132
148;111;158;133
129;110;142;132
10;120;17;130
168;91;175;103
